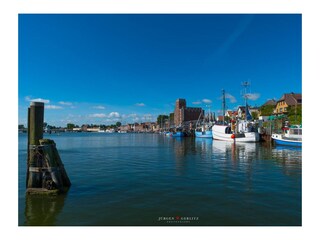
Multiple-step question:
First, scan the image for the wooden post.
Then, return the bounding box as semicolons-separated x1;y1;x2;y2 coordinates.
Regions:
26;107;30;188
26;101;71;194
27;102;44;189
29;102;44;146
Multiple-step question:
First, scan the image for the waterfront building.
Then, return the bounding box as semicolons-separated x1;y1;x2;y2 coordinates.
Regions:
226;110;237;120
237;106;246;119
173;99;203;127
275;92;302;115
237;106;259;120
119;124;132;132
262;99;277;107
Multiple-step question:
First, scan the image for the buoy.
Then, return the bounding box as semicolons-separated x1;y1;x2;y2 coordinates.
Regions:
231;134;235;139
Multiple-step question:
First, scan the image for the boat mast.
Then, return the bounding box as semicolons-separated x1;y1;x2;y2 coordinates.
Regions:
242;81;250;121
222;89;226;124
242;81;250;106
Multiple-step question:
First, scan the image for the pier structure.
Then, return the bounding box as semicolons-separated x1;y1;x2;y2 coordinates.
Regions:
26;102;71;195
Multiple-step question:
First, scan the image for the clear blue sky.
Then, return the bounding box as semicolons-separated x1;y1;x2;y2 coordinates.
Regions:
18;14;301;127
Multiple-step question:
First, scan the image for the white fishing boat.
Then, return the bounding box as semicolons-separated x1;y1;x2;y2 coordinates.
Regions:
271;126;302;147
212;86;260;143
212;123;259;142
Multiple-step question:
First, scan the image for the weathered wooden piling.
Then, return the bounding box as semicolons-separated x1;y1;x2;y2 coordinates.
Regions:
26;102;71;195
28;102;44;145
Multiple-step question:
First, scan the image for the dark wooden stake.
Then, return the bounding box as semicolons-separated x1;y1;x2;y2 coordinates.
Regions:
26;102;71;194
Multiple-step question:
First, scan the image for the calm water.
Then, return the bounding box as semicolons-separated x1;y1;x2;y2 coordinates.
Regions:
18;132;301;226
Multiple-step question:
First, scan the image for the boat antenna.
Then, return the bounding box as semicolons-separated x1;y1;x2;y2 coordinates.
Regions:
241;81;250;106
242;81;253;121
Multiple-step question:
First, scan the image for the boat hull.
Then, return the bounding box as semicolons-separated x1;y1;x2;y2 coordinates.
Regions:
172;131;184;137
272;134;302;147
195;130;212;138
212;125;260;142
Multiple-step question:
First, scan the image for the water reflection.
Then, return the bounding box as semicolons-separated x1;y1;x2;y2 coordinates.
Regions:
271;145;302;177
272;145;302;161
24;193;67;226
212;140;258;162
172;138;195;175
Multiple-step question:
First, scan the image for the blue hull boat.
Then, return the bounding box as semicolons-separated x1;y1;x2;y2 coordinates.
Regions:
271;126;302;147
172;131;184;137
272;137;302;147
195;130;212;138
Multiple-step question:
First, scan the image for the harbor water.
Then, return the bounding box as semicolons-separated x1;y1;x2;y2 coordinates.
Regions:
18;132;301;226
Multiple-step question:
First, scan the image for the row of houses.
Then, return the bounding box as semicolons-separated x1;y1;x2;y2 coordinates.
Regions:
221;92;302;121
119;92;302;132
66;92;301;133
118;122;158;132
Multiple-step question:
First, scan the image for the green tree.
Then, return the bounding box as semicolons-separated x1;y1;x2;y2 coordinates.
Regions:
251;111;259;120
259;105;275;116
169;113;174;125
157;115;169;126
116;122;122;127
67;123;75;129
287;105;302;125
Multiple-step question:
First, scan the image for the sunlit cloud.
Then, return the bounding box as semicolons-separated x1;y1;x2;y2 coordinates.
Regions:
225;93;237;103
45;105;63;110
133;117;140;122
192;101;202;105
89;113;107;118
108;112;120;118
202;99;212;104
142;114;153;121
93;105;106;110
128;113;138;118
245;93;260;101
25;96;50;104
58;101;73;106
135;103;145;107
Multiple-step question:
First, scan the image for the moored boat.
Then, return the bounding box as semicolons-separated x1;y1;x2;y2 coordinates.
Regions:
212;87;260;143
271;126;302;147
195;109;213;138
171;131;185;137
195;128;213;138
212;123;259;142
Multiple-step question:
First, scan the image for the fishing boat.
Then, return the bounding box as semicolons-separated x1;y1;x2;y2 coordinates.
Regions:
271;126;302;147
212;87;260;143
195;108;213;138
212;122;259;142
195;127;212;138
171;131;185;137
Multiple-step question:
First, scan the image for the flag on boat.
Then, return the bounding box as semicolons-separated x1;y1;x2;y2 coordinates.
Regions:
245;104;252;121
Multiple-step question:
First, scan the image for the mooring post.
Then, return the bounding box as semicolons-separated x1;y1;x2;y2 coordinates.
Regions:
26;101;71;194
28;102;44;145
27;102;44;189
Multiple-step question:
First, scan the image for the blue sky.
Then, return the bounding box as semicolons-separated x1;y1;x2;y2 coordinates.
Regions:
18;14;301;127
